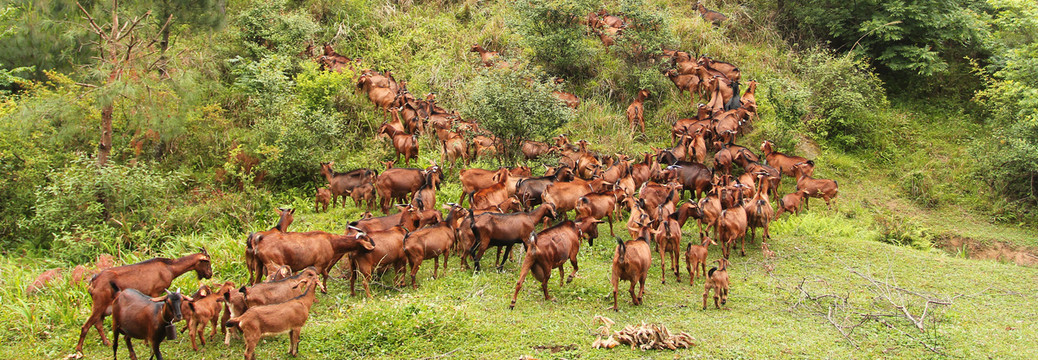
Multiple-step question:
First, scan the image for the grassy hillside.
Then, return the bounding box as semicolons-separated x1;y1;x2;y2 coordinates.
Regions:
1;0;1037;359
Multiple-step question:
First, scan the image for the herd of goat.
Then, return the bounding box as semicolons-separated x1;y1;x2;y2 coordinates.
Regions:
70;4;842;359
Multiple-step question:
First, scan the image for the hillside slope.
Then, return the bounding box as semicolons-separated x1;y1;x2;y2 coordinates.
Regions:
1;0;1036;359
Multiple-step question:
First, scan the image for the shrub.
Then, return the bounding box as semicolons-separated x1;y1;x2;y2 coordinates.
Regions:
513;0;596;78
613;0;675;64
234;0;319;58
796;50;889;150
460;68;573;158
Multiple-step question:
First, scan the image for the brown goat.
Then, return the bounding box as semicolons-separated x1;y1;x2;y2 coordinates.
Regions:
610;233;652;311
246;208;294;285
776;189;809;217
348;182;377;211
509;218;602;309
111;288;190;360
376;165;439;213
793;162;839;210
252;229;375;290
685;234;716;286
715;189;749;258
411;170;441;211
315;187;331;212
404;205;467;288
649;217;682;284
378;124;419;166
521;140;557;160
516;166;574;208
347;226;408;297
472;135;498;160
469;205;557;272
470;44;500;67
320;162;377;208
702;258;730;310
696;2;728;25
575;189;625;236
665;68;701;102
761;140;813;177
743;175;775;245
184;282;235;351
76;251;212;352
626;89;650;133
442;132;470;167
542;178;608;219
225;278;319;360
458;167;530;205
553;91;581;109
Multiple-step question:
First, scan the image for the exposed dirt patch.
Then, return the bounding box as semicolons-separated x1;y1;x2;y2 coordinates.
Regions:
936;235;1038;267
532;344;577;353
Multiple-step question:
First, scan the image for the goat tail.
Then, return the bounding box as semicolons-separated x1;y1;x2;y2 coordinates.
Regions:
707;267;717;278
467;212;480;258
109;281;120;293
615;237;627;263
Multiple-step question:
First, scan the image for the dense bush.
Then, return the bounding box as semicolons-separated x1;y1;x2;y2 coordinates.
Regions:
513;0;596;78
777;0;989;82
460;68;573;157
234;0;320;58
970;0;1038;218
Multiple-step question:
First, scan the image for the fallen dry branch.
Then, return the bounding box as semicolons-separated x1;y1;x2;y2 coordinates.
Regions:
590;316;695;351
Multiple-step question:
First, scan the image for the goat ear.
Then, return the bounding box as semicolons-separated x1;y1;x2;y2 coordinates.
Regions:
150;295;168;302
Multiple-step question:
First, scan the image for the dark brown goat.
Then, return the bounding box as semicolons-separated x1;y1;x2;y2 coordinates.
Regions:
610;233;652;311
509;218;602;309
76;251;212;353
111;288;190;360
469;205;557;272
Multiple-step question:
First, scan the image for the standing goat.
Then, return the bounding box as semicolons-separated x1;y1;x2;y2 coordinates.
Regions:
111;287;191;360
77;250;212;353
685;234;716;285
702;258;730;310
610;232;652;311
225;278;320;360
626;89;650;133
509;218;602;309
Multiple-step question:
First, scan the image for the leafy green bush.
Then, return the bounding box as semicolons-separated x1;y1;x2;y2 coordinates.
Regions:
776;0;989;81
234;0;319;58
21;156;187;261
513;0;596;78
460;68;573;157
294;62;356;112
970;0;1038;219
614;0;675;64
794;50;889;150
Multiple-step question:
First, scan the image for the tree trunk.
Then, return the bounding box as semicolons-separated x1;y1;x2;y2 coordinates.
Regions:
98;104;113;167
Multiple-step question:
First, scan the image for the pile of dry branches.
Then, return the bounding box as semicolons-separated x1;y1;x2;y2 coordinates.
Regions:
590;316;695;350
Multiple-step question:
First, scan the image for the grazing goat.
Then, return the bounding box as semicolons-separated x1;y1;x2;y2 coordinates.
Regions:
347;226;408;297
404;205;467;288
685;235;716;285
111;288;190;360
509;218;602;309
77;250;212;352
469;205;557;272
521;140;556;160
552;91;581;109
702;258;730;310
315;187;331;212
626;89;650;133
242;267;324;308
776;189;808;217
610;234;652;311
761;140;813;177
225;278;319;360
793;162;839;210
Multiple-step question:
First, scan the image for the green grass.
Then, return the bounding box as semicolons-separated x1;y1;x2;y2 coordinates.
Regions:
4;195;1038;359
